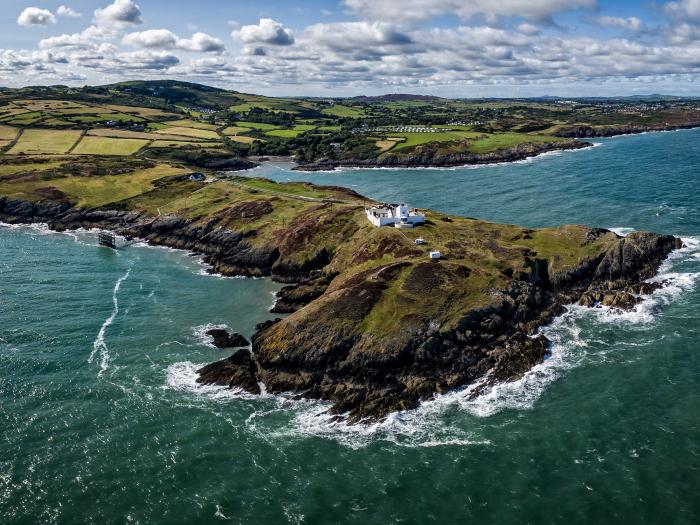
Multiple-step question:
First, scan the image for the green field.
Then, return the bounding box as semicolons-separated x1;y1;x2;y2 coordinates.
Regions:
222;126;252;136
0;160;67;177
468;133;563;153
72;136;150;156
154;127;220;140
235;121;280;131
236;177;334;199
392;131;481;150
7;129;83;155
0;164;189;208
321;105;365;118
265;129;304;138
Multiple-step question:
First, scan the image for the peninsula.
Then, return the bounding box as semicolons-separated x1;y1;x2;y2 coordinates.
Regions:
0;154;681;421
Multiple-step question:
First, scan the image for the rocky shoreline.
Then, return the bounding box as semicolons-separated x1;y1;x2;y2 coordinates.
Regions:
0;195;682;422
294;140;590;171
554;122;700;138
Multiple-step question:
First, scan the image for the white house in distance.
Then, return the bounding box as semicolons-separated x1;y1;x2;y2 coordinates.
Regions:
365;203;426;228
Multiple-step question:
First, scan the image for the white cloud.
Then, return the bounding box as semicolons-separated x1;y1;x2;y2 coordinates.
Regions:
303;22;412;51
123;29;178;48
94;0;142;26
664;0;700;21
17;7;56;26
234;18;295;46
57;6;83;18
343;0;597;23
124;30;224;53
595;16;641;31
517;23;541;36
177;33;225;53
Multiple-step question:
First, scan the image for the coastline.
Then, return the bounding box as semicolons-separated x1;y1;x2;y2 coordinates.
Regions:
0;192;682;422
269;124;700;172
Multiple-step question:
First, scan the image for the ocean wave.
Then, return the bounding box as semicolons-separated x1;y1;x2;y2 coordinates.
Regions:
88;268;131;376
165;361;260;401
191;323;229;349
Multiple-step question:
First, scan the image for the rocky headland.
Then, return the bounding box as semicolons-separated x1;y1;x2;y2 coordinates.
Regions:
0;176;682;422
294;139;590;171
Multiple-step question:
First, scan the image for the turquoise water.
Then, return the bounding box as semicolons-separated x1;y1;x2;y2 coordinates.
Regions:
2;129;699;524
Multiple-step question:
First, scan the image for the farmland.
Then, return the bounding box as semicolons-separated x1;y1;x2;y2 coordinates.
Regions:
0;80;697;168
155;127;220;140
8;129;83;155
72;137;150;156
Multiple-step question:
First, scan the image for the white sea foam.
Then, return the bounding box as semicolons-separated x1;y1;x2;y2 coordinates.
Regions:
608;227;635;237
89;268;130;376
191;323;230;349
165;361;260;401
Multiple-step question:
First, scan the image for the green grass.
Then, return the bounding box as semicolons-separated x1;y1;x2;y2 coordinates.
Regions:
4;112;46;125
0;164;188;207
235;121;281;131
72;137;150;156
391;131;481;150
6;129;83;155
321;105;365;118
99;113;144;122
265;129;303;138
154;127;220;140
222;126;252;136
236;178;336;199
0;161;67;177
468;133;563;154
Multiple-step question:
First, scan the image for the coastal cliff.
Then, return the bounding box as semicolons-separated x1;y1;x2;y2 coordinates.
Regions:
295;139;590;171
554;122;700;138
0;181;681;421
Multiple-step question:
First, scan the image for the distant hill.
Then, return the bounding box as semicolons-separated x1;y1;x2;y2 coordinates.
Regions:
349;94;443;102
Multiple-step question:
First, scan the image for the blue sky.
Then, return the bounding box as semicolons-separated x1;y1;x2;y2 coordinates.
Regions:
1;0;699;97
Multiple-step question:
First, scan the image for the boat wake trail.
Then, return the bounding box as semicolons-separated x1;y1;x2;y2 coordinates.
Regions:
89;268;131;376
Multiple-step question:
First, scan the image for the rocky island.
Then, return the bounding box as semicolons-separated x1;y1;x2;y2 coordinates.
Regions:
0;156;682;422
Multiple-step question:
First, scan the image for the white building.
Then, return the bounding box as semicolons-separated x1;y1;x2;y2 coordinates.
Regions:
365;203;426;228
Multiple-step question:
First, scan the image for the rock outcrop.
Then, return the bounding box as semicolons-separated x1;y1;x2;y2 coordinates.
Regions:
206;329;250;349
554;123;700;138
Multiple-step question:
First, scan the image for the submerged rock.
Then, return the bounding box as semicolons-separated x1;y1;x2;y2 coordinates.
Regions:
205;329;250;349
196;349;260;394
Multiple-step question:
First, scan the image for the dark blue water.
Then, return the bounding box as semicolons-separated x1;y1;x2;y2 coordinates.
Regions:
1;129;699;524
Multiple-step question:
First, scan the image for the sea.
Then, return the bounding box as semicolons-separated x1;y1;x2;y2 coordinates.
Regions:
1;128;698;524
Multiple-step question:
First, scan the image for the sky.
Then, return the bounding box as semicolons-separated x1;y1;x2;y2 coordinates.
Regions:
1;0;699;97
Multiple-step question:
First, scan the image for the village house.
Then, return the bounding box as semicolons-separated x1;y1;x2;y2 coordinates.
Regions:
365;203;426;228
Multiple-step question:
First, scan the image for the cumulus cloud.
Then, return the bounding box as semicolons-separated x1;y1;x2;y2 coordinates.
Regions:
123;29;178;48
595;16;641;31
234;18;295;46
177;33;225;53
664;0;700;21
343;0;597;23
57;6;83;18
3;0;700;93
94;0;142;26
123;29;224;53
17;7;56;26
